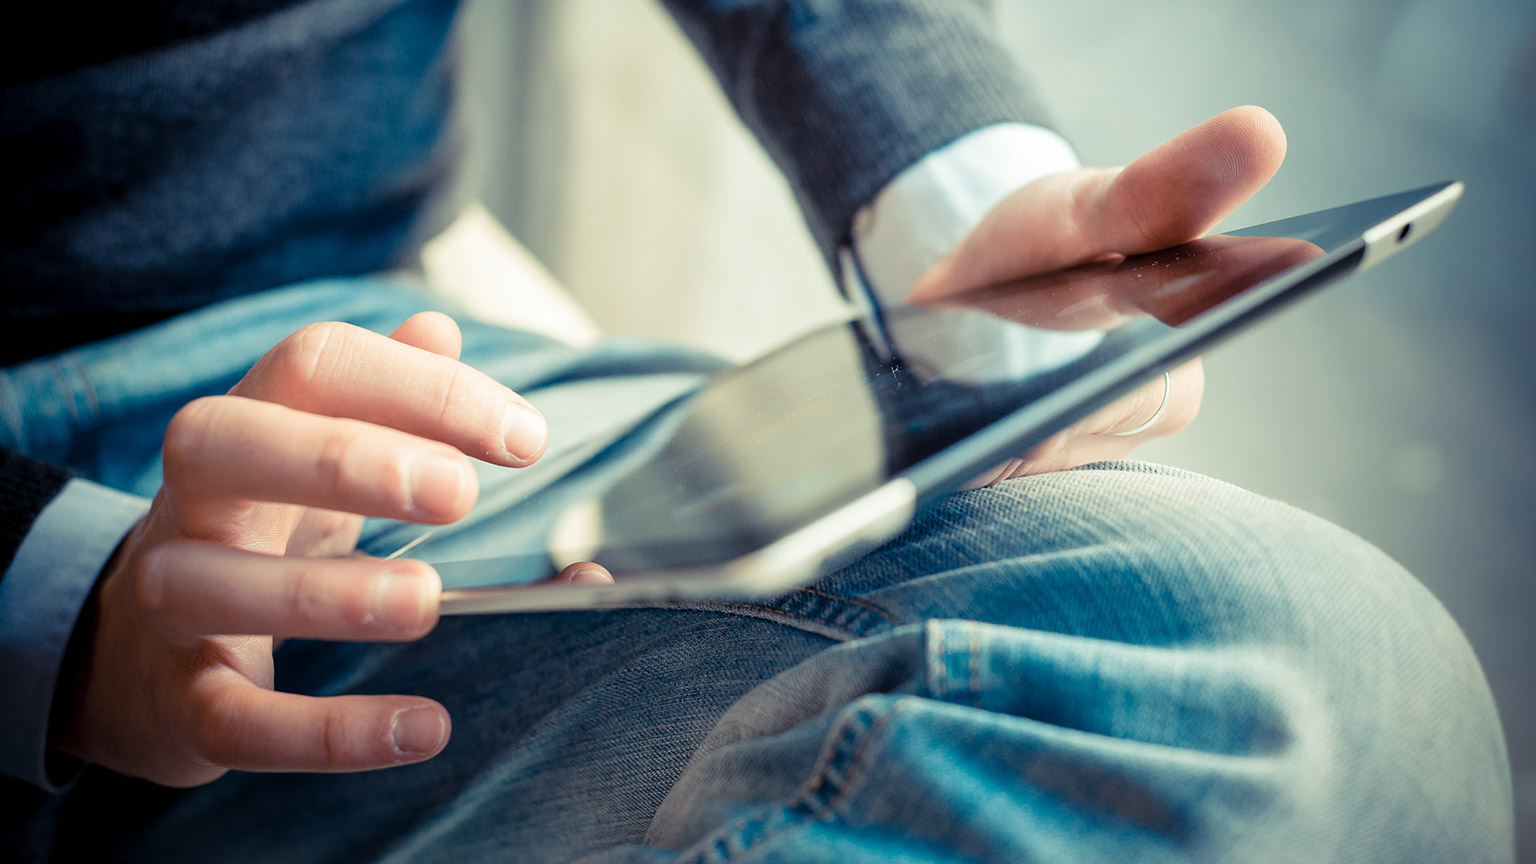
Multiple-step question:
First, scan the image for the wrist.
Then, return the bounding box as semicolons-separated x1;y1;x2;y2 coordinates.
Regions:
0;479;148;790
852;122;1081;305
45;515;140;773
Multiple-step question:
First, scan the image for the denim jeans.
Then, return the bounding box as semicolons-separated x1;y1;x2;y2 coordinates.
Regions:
5;277;1514;862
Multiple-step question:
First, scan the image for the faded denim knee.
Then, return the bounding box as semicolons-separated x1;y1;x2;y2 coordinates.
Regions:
651;461;1514;862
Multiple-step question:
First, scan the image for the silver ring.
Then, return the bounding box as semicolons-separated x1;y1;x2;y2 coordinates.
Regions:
1111;371;1171;437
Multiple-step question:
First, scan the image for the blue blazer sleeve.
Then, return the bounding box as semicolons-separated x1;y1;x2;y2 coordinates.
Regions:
660;0;1054;266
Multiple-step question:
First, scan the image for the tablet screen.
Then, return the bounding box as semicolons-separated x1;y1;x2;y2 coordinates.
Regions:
436;184;1451;583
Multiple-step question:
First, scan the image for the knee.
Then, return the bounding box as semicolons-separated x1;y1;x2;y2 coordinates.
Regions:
863;462;1479;667
836;462;1514;858
1219;501;1514;860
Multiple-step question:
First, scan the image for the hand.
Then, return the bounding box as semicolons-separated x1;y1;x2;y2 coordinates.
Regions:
913;106;1288;476
51;312;551;787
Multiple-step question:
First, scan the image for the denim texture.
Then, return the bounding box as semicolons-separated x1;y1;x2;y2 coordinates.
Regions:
4;277;1513;862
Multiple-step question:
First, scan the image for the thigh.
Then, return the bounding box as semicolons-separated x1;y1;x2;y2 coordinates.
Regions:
640;464;1513;863
49;465;1511;863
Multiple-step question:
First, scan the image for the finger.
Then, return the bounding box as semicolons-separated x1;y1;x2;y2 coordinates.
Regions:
917;106;1287;299
189;676;449;773
555;561;614;585
233;321;546;466
1097;359;1204;439
988;360;1204;481
1103;105;1287;253
138;540;440;640
390;311;463;360
163;395;477;523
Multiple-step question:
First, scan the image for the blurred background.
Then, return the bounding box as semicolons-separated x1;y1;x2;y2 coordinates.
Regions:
457;0;1535;856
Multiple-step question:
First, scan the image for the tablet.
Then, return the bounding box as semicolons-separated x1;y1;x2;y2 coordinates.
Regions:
436;181;1463;613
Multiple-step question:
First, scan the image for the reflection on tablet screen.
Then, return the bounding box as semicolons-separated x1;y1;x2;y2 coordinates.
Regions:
436;185;1444;583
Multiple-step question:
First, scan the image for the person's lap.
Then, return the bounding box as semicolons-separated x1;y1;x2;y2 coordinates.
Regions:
9;278;1512;863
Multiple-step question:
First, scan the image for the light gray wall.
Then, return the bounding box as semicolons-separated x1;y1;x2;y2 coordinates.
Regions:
459;0;843;363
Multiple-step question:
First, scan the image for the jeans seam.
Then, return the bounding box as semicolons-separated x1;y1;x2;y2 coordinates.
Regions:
790;586;902;626
673;600;865;641
804;702;904;826
644;587;906;643
925;620;984;709
678;699;905;864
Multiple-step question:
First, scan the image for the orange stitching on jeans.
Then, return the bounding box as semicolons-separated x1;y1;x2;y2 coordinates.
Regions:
809;702;906;822
698;601;860;639
791;586;903;625
679;700;897;864
785;702;877;810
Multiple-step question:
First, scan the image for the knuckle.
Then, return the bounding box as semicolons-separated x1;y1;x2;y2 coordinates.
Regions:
132;543;174;616
430;363;467;428
313;423;365;499
186;686;245;766
1108;170;1169;250
344;586;378;631
263;321;353;396
162;397;226;476
376;455;413;514
280;560;332;632
312;423;415;515
321;704;365;769
422;359;496;455
322;708;346;768
424;360;510;461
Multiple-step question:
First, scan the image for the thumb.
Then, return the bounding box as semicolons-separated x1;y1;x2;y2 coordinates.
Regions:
915;106;1287;300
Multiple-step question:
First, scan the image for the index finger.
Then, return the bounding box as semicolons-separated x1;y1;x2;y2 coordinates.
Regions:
231;321;547;467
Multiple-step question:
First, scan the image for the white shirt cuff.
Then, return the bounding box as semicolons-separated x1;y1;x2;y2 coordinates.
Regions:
0;478;150;791
844;123;1103;382
850;122;1082;306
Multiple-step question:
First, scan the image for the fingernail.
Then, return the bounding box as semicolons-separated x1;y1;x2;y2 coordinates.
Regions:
372;567;436;633
406;453;472;517
502;402;547;465
391;707;446;756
